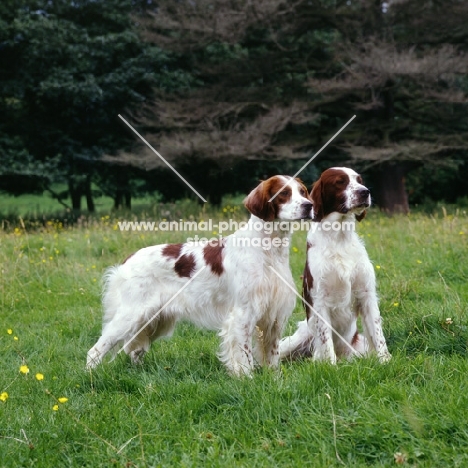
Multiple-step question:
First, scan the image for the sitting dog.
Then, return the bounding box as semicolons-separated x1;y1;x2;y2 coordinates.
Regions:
279;167;391;364
87;176;312;376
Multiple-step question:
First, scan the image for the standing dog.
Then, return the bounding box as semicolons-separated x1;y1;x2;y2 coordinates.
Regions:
280;167;391;363
87;176;312;376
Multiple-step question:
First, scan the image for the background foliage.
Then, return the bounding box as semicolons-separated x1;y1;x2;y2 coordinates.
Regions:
1;0;468;212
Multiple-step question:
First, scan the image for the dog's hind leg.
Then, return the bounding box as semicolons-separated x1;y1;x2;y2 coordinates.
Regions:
123;314;177;366
86;335;118;369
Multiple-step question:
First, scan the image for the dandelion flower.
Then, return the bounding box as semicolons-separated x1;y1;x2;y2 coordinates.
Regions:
19;365;29;374
7;329;13;335
58;397;68;403
393;302;399;307
375;265;381;270
292;247;299;253
0;392;8;402
52;405;59;411
35;373;44;381
416;260;422;264
14;336;18;341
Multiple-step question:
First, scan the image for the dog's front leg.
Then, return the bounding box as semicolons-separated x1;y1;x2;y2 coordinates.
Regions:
359;296;392;363
218;308;256;377
255;318;284;370
309;308;337;364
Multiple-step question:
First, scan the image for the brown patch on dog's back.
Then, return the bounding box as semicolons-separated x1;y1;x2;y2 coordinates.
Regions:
351;330;360;346
162;243;183;259
203;240;225;276
174;253;196;278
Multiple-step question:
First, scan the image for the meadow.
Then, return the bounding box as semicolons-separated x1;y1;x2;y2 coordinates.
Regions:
1;199;467;467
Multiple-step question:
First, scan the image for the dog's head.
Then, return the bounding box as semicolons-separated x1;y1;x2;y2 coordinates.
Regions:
311;167;370;222
244;176;313;221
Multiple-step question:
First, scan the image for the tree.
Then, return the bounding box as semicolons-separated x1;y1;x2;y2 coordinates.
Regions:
307;1;468;213
117;0;468;211
0;0;193;210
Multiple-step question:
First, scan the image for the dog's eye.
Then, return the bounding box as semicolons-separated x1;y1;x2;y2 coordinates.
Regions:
299;189;306;196
336;179;345;185
280;190;289;196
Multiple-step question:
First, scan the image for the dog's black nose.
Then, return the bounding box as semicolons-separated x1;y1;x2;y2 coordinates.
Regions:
358;188;370;197
301;201;313;210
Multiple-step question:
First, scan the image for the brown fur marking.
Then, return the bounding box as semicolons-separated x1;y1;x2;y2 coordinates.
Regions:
174;253;196;278
162;243;183;259
302;259;314;320
203;240;225;276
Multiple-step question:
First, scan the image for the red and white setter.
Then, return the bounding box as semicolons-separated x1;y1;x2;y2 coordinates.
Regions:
280;167;392;364
87;176;312;376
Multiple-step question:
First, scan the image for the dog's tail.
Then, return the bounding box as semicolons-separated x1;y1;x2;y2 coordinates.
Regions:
101;265;125;329
279;320;314;360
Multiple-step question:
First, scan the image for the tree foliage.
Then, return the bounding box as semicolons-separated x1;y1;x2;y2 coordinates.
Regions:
116;0;468;211
0;0;193;208
1;0;468;211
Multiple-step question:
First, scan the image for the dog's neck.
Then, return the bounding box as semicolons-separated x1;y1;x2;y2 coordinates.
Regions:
313;211;358;243
243;215;293;240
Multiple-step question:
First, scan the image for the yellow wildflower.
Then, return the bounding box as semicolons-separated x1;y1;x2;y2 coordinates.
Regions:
58;397;68;403
375;265;381;270
19;365;29;374
52;405;59;411
292;247;299;253
393;302;399;307
0;392;8;402
7;329;12;335
35;373;44;381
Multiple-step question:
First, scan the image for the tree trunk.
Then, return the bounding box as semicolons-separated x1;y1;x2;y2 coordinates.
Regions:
69;178;82;211
372;163;409;214
124;192;131;209
85;175;95;212
114;191;123;210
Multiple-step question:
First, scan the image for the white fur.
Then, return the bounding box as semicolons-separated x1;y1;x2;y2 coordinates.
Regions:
87;177;312;377
280;167;392;364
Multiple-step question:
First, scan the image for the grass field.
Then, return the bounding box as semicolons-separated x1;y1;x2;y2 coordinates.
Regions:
1;202;467;467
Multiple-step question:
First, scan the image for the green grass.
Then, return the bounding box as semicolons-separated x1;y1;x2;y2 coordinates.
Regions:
1;205;467;467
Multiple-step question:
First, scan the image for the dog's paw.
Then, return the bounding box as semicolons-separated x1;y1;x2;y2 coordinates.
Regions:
313;350;337;365
379;352;392;364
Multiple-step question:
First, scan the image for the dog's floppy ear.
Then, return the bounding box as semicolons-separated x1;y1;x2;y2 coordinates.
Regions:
355;210;366;222
295;178;313;202
244;180;275;221
310;179;324;222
